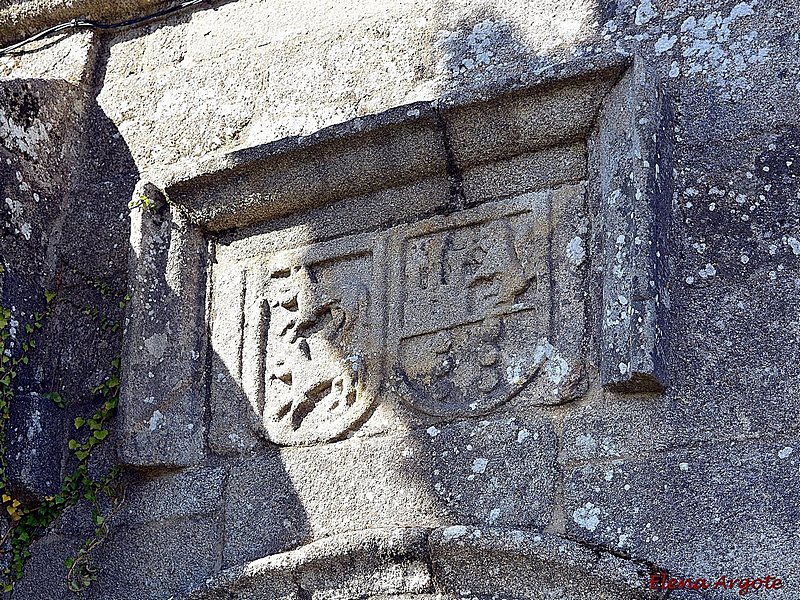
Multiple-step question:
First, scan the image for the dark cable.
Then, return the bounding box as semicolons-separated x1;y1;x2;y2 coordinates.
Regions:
0;0;207;55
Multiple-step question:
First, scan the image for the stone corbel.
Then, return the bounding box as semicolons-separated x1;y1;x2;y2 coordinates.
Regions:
588;59;674;393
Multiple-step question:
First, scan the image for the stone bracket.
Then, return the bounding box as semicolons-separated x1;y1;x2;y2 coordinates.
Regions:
588;59;674;393
118;182;208;468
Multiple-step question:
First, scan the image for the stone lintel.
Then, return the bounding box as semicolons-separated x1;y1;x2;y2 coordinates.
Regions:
149;53;629;233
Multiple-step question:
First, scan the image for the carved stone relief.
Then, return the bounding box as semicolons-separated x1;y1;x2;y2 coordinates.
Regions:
119;54;671;466
207;185;588;445
386;187;586;417
258;245;380;445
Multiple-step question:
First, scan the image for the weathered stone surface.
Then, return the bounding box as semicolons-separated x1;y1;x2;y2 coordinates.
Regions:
147;54;629;233
564;435;800;593
159;106;449;232
0;61;98;506
429;527;664;599
223;416;557;566
1;78;89;256
0;31;97;85
116;465;226;525
117;183;208;467
96;0;603;173
222;450;309;566
460;142;587;205
207;261;262;455
558;391;670;465
6;392;62;499
3;0;800;597
90;514;221;600
441;70;619;166
7;534;81;600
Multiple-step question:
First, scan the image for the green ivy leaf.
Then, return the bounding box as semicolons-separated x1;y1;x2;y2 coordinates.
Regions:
43;392;64;408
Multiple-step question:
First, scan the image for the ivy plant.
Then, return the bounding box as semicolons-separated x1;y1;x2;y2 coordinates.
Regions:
0;285;126;592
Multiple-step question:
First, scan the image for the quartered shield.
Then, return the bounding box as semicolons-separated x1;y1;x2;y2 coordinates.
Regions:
386;192;582;417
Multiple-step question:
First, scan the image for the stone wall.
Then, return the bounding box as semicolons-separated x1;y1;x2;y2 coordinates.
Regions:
1;0;799;598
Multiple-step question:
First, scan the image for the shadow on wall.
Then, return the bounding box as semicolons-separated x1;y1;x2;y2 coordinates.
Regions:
0;4;280;598
431;0;602;95
0;72;141;501
82;10;313;597
14;3;645;600
0;76;142;597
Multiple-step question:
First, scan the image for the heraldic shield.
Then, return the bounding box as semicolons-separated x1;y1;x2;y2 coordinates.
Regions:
257;235;383;445
386;189;585;418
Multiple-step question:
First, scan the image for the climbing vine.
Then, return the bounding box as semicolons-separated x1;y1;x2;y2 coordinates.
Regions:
0;276;128;592
127;193;157;213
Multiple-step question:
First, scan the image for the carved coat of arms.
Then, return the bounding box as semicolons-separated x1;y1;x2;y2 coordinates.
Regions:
386;192;584;417
218;187;586;446
257;242;379;445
